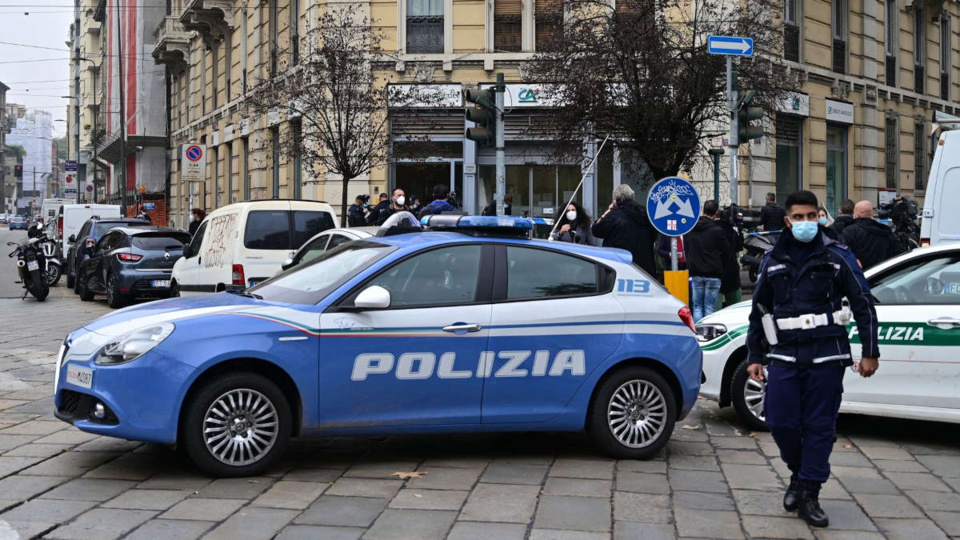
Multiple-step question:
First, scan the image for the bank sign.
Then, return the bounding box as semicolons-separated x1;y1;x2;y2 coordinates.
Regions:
180;144;206;182
825;99;854;125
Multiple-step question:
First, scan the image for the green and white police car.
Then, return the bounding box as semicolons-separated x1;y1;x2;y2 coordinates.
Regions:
698;242;960;431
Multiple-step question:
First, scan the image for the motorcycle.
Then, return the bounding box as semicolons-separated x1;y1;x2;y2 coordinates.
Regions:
7;226;50;301
741;230;780;283
37;231;62;286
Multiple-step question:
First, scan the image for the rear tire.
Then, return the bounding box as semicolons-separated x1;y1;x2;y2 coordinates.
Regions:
78;272;94;302
45;262;61;287
170;281;180;298
66;269;75;289
181;372;291;477
28;269;48;301
589;366;676;460
730;359;770;432
106;274;127;309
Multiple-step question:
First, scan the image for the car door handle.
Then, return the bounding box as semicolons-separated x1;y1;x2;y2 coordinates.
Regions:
927;317;960;327
442;323;483;333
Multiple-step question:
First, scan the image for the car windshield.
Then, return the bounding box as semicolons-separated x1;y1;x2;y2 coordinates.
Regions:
247;240;396;305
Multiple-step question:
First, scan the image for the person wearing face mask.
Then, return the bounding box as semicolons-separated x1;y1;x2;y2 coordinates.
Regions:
188;208;205;237
550;202;598;245
372;189;410;226
481;194;513;216
746;190;879;530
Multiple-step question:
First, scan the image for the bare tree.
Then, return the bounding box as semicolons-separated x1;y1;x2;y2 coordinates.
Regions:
531;0;797;189
249;5;431;226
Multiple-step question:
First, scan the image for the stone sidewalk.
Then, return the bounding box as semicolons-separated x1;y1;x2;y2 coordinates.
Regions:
0;294;957;539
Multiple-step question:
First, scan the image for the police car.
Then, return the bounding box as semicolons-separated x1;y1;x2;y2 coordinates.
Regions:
699;242;960;431
54;213;702;476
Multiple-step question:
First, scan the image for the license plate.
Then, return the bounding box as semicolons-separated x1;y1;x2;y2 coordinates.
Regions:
26;260;38;271
66;364;93;389
152;280;171;288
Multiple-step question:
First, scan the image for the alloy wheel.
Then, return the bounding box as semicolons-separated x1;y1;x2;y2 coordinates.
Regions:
607;379;668;449
743;369;767;422
202;388;279;466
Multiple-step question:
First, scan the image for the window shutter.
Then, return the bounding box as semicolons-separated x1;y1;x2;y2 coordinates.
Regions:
535;0;562;50
495;0;522;52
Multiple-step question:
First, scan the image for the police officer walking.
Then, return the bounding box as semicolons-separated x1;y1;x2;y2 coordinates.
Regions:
746;191;879;528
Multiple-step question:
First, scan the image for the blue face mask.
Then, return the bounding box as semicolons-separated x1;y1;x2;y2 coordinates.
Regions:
790;220;819;243
818;217;828;226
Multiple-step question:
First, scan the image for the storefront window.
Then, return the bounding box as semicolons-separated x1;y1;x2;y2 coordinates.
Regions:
479;164;582;218
775;115;803;203
826;125;847;215
396;162;452;205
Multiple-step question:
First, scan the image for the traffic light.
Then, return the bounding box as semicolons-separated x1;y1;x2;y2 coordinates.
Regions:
14;165;22;178
464;88;497;146
736;90;764;144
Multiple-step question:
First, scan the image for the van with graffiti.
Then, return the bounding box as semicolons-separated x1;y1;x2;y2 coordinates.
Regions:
171;200;338;295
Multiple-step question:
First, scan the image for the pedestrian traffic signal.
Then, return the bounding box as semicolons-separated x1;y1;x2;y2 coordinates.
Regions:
736;90;764;143
14;165;22;178
464;88;497;147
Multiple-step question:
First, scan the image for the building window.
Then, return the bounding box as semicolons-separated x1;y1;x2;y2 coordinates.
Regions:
407;0;443;53
885;116;899;189
915;120;927;191
915;8;925;94
225;143;233;204
242;136;250;201
271;127;280;198
225;31;232;102
211;42;219;110
941;15;950;100
535;0;562;51
213;146;219;208
885;0;897;86
826;125;847;214
269;0;279;76
290;0;300;64
495;0;522;52
293;122;302;199
775;114;803;203
832;0;846;74
200;52;207;116
241;13;248;94
784;0;800;62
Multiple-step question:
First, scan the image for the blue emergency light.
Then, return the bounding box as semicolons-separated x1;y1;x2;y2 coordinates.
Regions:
421;214;535;237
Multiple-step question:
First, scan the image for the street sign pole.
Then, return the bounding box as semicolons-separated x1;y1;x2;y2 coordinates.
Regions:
670;237;678;272
495;73;506;216
727;56;739;205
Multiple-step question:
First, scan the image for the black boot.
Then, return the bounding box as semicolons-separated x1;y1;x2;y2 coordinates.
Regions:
783;474;801;512
798;481;829;528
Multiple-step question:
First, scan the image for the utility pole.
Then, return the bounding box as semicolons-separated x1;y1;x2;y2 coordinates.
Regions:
73;0;82;201
727;57;739;205
494;73;505;216
115;0;127;216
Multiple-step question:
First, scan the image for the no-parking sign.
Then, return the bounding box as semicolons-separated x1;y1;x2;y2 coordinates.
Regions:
180;144;206;182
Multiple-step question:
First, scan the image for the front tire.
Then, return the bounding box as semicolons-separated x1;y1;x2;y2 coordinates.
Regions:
45;262;61;287
66;268;75;289
181;373;291;477
589;367;676;459
730;359;769;432
78;272;94;302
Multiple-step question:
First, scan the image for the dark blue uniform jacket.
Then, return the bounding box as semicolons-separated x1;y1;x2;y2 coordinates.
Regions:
747;230;880;367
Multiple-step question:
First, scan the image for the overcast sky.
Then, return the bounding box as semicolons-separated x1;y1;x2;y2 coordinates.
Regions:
0;1;74;137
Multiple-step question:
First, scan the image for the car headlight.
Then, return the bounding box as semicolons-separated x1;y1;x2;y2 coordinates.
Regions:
695;323;727;342
96;323;175;366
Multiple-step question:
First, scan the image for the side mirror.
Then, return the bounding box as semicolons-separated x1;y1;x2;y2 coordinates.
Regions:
281;258;295;271
68;234;76;243
182;244;194;258
354;285;391;309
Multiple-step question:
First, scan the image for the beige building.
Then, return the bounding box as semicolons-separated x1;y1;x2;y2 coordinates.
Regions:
158;0;960;224
727;0;960;213
66;10;103;200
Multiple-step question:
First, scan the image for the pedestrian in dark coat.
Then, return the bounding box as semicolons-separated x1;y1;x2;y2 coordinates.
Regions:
760;192;787;232
717;205;743;307
657;234;685;271
418;184;459;219
592;184;657;277
830;199;855;237
841;200;906;270
550;201;599;245
188;208;205;237
684;201;733;321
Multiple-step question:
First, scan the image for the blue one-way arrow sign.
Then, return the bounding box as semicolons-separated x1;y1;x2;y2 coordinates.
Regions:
707;35;754;57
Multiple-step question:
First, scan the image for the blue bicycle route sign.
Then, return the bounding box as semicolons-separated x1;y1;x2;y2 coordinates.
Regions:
646;176;702;237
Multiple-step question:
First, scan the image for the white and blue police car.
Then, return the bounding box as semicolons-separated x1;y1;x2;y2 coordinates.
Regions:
54;213;702;476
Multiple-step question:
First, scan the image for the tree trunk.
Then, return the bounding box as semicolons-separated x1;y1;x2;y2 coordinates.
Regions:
340;174;354;228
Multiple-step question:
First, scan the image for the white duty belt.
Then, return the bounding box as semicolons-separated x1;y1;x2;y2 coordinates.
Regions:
776;299;853;331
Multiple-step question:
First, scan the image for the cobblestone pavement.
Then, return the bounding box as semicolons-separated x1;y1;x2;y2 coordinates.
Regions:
0;254;959;538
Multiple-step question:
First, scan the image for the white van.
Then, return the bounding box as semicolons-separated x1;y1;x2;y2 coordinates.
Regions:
40;199;68;231
58;204;122;257
172;200;338;294
921;112;960;246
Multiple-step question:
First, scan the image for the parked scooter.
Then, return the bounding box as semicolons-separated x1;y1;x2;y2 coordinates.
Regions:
741;230;780;283
7;226;50;301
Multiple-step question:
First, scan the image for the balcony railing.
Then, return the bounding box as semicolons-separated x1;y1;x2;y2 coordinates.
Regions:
406;17;443;53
